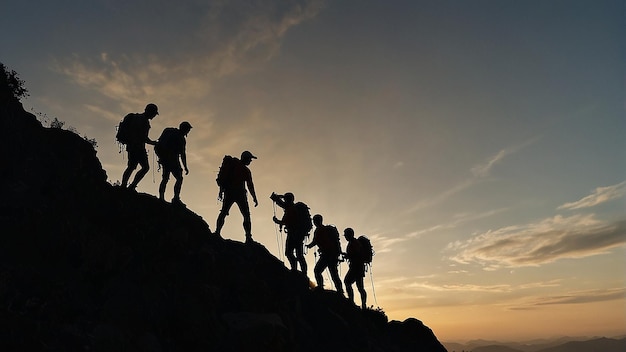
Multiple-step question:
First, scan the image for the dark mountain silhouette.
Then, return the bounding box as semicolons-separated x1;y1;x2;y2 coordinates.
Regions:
0;68;448;351
537;337;626;352
472;345;524;352
444;337;626;352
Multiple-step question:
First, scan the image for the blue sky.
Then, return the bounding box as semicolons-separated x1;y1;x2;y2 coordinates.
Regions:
2;0;624;342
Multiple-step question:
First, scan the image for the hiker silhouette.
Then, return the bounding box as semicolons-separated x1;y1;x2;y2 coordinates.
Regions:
271;192;311;273
119;103;159;190
307;214;344;295
343;227;367;309
155;121;192;206
215;151;258;243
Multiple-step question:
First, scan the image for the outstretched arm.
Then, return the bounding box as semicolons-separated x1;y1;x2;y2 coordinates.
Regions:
181;150;189;175
247;178;258;207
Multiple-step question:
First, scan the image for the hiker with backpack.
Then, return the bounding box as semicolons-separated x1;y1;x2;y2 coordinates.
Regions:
306;214;344;295
154;121;192;206
343;227;368;309
214;151;259;243
117;103;159;190
270;192;311;273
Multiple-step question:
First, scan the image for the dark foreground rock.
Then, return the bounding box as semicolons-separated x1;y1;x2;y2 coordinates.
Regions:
0;74;447;351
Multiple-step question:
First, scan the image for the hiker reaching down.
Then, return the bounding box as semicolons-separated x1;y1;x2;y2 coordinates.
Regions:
343;227;367;309
155;121;192;206
307;214;343;295
271;192;311;273
118;103;159;190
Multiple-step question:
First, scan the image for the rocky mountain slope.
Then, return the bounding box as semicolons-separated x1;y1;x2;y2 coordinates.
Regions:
445;336;626;352
0;67;447;351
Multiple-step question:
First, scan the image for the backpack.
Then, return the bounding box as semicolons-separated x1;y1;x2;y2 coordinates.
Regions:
154;127;180;160
293;202;313;234
356;236;374;264
318;225;341;254
115;113;141;145
216;155;238;189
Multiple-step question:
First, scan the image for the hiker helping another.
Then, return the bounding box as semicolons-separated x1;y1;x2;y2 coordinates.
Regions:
215;151;259;243
307;214;344;295
117;103;159;190
271;192;312;273
343;227;371;309
155;121;192;207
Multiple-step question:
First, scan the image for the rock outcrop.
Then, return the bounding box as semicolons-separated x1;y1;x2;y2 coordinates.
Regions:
0;69;447;351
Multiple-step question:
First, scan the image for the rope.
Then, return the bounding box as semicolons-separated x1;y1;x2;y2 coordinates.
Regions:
151;150;156;183
368;263;378;306
273;201;284;262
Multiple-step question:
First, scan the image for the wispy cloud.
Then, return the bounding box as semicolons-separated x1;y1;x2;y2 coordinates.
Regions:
408;208;509;238
471;139;536;178
367;233;409;254
558;180;626;210
470;149;508;178
509;287;626;310
386;278;562;295
446;214;626;269
55;0;326;110
531;287;626;306
405;139;536;213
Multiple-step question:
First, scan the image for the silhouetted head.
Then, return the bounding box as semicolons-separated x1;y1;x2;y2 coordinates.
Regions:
179;121;192;135
343;227;355;240
241;150;257;165
144;103;159;118
313;214;323;227
284;192;294;204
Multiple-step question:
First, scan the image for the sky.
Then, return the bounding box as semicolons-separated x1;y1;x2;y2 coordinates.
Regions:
2;0;625;343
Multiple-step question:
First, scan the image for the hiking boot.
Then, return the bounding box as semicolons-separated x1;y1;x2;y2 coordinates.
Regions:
172;198;186;207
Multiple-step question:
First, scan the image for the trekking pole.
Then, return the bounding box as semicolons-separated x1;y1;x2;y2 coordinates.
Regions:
272;201;284;262
368;263;378;306
151;150;156;183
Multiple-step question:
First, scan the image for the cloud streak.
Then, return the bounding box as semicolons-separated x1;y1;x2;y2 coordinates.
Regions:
446;214;626;269
471;138;537;178
55;0;326;109
405;139;536;213
558;180;626;210
508;287;626;310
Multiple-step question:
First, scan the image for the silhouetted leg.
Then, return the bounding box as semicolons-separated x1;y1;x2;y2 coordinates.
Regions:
284;239;296;270
285;239;298;271
235;198;252;240
129;153;149;189
159;170;170;200
313;259;325;288
295;243;307;273
329;261;343;294
216;196;235;235
356;277;367;309
130;167;148;189
215;212;226;235
345;268;357;304
172;168;183;201
121;159;139;187
243;214;252;237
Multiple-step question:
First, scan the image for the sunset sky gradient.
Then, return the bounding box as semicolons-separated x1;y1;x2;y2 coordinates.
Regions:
2;0;624;342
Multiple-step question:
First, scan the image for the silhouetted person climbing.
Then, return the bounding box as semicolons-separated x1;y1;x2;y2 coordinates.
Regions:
154;121;192;206
343;227;367;309
119;103;159;190
271;192;311;273
307;214;343;294
215;151;258;243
